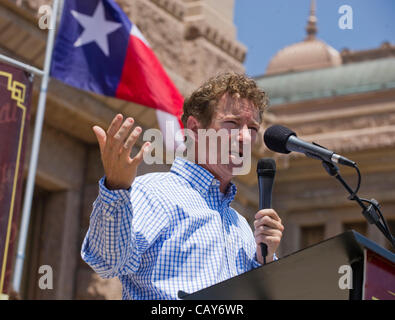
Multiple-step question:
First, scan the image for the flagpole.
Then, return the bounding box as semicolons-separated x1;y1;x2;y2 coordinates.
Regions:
11;0;61;295
0;54;45;76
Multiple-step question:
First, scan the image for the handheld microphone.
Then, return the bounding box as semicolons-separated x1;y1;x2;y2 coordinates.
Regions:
264;125;356;167
257;158;276;265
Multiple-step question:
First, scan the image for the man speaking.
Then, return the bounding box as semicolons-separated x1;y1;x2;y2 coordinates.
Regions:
81;73;284;300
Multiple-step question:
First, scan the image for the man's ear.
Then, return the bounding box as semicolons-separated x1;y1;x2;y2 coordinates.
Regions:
183;116;201;149
186;116;201;137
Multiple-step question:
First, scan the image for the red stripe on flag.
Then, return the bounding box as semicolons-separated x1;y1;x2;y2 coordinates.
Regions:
116;34;184;122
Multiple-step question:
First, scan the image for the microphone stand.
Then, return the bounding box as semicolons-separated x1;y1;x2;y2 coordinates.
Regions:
321;160;395;248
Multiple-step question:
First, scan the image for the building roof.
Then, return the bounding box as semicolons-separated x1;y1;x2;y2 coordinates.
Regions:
265;39;342;76
256;57;395;106
341;42;395;64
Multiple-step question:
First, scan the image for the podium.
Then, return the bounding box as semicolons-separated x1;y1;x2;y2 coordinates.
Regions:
181;231;395;300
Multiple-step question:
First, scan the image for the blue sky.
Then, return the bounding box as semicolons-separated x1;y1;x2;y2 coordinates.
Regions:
234;0;395;77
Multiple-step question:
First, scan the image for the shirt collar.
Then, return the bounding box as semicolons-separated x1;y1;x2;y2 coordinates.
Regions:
170;157;237;202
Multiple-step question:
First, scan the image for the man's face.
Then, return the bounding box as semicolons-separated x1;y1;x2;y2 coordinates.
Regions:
194;93;261;181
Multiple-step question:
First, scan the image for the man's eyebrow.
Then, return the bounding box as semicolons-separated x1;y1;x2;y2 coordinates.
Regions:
222;115;239;120
222;115;260;127
248;119;260;127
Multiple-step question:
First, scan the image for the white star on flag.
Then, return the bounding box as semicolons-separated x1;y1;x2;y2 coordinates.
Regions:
71;0;122;56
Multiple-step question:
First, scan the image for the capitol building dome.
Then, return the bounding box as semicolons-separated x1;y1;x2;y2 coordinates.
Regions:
266;0;342;76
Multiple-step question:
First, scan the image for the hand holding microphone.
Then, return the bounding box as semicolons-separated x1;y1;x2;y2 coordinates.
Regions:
255;158;284;265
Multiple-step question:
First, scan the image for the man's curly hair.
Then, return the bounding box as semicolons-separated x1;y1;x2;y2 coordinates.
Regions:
181;72;268;128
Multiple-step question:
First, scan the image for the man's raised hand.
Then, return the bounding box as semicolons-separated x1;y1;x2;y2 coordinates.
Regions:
93;114;150;190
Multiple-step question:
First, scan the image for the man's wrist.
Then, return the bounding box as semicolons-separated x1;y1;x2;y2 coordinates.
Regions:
255;250;278;265
104;177;131;190
99;177;132;205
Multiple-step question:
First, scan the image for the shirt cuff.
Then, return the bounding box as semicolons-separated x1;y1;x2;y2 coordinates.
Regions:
251;254;262;268
98;176;132;205
252;252;278;268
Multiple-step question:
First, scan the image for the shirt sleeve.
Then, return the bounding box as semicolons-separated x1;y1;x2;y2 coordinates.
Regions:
81;177;170;279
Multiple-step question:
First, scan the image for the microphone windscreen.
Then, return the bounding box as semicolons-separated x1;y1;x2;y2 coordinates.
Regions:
257;158;276;177
264;125;296;154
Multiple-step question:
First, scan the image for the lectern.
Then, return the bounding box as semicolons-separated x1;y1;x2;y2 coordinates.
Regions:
181;231;395;300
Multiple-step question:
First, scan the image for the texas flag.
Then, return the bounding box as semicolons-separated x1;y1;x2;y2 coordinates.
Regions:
50;0;184;150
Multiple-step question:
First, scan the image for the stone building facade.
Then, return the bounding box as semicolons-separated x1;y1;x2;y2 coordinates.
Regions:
1;0;394;300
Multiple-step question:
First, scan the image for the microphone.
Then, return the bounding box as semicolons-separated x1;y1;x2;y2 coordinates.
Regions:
257;158;276;265
264;125;356;167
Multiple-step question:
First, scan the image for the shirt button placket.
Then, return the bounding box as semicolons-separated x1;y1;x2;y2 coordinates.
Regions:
220;207;232;278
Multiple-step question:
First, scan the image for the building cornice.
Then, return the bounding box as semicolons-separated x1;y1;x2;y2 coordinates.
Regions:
184;19;246;63
147;0;247;62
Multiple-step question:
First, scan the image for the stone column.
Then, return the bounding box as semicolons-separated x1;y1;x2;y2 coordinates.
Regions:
34;190;82;299
23;124;86;299
367;223;386;248
279;217;300;257
325;217;343;239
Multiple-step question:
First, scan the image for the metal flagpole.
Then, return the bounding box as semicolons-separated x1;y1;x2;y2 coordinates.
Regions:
11;0;61;294
0;54;44;77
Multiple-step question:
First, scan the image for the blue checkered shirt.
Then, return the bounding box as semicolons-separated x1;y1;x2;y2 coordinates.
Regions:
81;157;265;300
